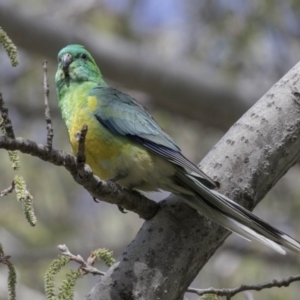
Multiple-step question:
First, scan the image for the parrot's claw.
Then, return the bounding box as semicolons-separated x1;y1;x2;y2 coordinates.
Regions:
93;197;100;203
117;205;127;214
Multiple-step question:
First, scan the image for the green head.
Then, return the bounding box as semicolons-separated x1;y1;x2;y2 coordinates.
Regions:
55;45;106;125
55;45;105;88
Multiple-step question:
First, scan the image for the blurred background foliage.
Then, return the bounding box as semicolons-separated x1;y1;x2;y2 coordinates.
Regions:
1;1;300;299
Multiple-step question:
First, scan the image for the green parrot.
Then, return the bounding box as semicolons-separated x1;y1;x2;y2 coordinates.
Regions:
55;44;300;254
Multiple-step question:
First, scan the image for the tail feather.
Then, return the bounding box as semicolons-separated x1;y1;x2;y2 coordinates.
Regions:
175;169;300;254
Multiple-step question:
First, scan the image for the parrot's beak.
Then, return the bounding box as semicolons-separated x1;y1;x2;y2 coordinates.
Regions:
61;53;73;74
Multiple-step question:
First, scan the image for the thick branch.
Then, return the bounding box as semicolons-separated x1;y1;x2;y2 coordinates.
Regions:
0;3;254;129
0;136;158;219
87;63;300;300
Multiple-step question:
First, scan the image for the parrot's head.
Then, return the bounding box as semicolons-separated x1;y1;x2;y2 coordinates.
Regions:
55;45;103;87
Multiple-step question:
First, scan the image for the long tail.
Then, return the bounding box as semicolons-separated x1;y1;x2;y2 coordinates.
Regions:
175;169;300;255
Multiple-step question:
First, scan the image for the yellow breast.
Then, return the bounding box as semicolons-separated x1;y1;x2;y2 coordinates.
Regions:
68;105;156;184
68;107;124;179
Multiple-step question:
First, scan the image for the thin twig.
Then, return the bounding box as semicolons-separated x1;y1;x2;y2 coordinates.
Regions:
0;93;15;139
58;244;105;276
43;61;53;151
75;125;88;175
187;274;300;299
0;181;15;197
80;265;104;276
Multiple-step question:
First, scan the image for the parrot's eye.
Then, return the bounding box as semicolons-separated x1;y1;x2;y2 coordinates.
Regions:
81;53;88;60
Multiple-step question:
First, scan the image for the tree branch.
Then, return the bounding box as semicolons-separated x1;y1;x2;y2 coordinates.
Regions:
187;274;300;299
0;181;15;197
58;244;105;276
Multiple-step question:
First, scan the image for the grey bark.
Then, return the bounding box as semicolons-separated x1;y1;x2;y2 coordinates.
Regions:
86;63;300;299
0;4;254;129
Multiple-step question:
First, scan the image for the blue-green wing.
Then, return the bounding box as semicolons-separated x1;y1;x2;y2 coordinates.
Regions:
91;85;216;186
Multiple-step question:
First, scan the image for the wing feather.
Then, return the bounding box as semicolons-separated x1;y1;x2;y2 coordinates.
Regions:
91;85;216;187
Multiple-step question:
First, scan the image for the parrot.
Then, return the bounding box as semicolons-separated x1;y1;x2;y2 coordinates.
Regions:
55;44;300;255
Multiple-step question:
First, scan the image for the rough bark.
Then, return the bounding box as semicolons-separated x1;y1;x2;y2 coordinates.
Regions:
86;63;300;299
0;3;254;129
